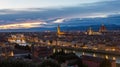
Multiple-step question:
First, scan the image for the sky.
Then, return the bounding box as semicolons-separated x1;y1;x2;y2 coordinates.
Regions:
0;0;108;9
0;0;119;29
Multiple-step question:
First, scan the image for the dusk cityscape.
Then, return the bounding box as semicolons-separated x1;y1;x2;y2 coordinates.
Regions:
0;0;120;67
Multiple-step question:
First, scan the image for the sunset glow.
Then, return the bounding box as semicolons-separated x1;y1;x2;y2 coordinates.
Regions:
0;22;47;29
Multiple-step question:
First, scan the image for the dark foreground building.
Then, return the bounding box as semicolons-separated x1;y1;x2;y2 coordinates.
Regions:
82;55;116;67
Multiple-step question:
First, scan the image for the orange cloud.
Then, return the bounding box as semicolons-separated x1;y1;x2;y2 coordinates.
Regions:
0;22;47;29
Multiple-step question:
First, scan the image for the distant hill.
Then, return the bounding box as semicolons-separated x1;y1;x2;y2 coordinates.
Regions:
0;24;119;32
0;15;120;32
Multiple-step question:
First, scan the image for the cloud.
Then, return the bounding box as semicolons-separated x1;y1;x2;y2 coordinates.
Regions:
0;0;119;26
0;0;108;9
53;18;65;23
0;21;47;29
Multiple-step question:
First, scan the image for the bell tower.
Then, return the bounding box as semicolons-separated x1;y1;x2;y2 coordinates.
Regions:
57;25;65;35
57;25;61;34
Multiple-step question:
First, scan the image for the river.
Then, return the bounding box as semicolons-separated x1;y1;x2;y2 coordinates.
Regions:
53;48;120;63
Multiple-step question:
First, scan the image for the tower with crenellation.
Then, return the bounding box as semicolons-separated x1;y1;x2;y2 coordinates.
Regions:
57;25;65;35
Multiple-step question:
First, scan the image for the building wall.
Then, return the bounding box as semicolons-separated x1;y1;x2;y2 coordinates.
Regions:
83;59;116;67
111;62;116;67
33;46;53;58
83;60;100;67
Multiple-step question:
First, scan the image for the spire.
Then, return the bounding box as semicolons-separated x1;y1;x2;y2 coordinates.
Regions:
57;25;65;35
57;24;61;34
88;27;93;35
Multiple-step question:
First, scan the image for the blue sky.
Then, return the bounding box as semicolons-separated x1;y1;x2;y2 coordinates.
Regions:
0;0;108;9
0;0;119;29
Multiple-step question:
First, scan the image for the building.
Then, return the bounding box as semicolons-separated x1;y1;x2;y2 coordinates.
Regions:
85;27;101;35
32;46;53;59
99;24;107;32
1;46;14;57
82;55;116;67
85;24;107;35
57;25;65;35
8;34;27;46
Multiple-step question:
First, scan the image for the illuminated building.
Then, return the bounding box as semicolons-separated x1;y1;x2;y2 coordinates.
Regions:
9;51;14;56
99;24;107;32
86;27;94;35
8;34;27;46
57;25;65;35
85;24;107;35
85;27;101;35
1;46;14;57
